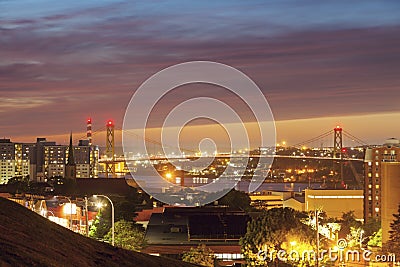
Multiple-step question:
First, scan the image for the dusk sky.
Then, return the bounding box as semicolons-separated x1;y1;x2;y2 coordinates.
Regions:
1;1;400;148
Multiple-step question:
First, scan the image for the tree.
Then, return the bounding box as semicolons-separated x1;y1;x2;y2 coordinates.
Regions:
363;217;380;237
89;192;145;241
387;204;400;254
338;211;362;239
368;228;382;247
7;176;29;194
104;220;145;251
217;189;251;211
240;208;315;266
89;210;111;240
182;244;215;267
347;227;365;248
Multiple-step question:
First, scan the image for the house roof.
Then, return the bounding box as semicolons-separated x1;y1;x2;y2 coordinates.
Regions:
135;207;164;222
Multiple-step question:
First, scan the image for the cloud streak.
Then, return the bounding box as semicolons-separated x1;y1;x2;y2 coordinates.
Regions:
0;1;399;143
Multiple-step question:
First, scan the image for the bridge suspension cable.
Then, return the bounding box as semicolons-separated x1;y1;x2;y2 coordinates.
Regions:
343;130;368;146
117;126;199;154
73;125;106;144
292;130;332;148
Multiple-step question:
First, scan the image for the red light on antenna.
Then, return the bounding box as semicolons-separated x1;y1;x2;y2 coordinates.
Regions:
107;120;114;126
87;118;92;123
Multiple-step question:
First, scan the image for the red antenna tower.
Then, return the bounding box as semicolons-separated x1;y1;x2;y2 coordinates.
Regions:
87;118;92;146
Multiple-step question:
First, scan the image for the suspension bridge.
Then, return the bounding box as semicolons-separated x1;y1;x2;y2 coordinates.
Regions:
75;119;367;185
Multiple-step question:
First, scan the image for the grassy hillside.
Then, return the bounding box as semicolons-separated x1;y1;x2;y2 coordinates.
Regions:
0;197;194;267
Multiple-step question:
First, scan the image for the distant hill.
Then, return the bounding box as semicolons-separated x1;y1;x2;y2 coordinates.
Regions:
0;197;195;267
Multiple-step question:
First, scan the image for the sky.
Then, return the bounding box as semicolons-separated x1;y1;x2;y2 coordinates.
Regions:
1;0;400;149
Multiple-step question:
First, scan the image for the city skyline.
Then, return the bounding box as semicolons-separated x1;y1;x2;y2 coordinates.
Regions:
1;1;400;146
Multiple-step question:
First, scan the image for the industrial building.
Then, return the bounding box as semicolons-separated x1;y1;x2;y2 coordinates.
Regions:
302;188;363;219
250;188;364;220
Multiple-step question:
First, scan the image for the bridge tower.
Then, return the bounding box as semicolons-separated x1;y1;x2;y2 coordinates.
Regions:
333;126;343;159
105;120;116;178
333;126;344;183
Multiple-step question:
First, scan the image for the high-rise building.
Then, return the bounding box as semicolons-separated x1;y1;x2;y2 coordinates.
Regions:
364;138;400;222
381;162;400;243
0;139;32;184
0;136;99;183
14;143;32;178
72;139;99;178
0;139;16;184
43;144;67;180
89;144;99;178
33;138;61;181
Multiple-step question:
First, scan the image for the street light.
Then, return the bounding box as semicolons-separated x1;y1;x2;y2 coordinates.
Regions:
96;202;105;209
93;194;114;246
84;197;89;237
315;209;320;267
360;229;365;249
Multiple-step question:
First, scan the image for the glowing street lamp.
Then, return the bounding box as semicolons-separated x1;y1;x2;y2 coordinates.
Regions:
360;229;365;249
96;202;105;209
93;194;114;246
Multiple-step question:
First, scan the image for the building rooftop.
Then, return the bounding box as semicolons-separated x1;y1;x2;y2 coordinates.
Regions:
145;206;249;245
75;178;135;196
